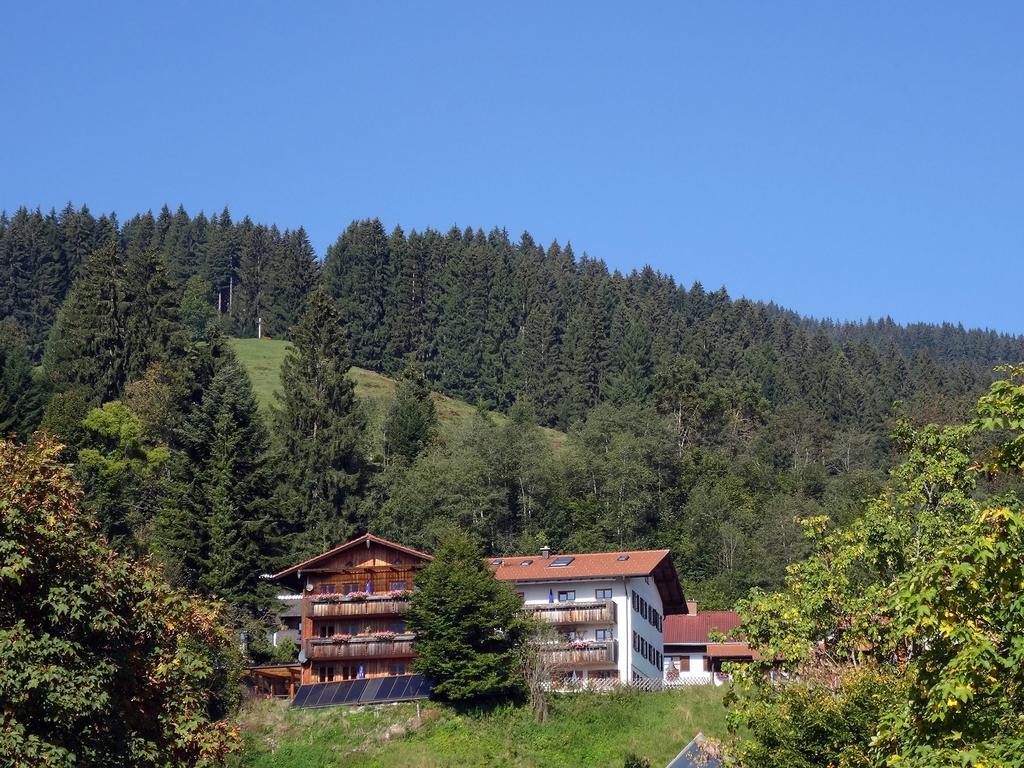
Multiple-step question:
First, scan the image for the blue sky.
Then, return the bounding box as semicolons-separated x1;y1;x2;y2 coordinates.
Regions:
2;2;1022;332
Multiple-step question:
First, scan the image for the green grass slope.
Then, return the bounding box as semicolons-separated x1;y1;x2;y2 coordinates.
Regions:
228;337;566;448
232;688;730;768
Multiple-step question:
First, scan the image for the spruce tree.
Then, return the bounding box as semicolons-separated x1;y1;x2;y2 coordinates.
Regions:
406;531;532;703
176;355;275;610
43;241;127;402
272;286;366;558
384;367;437;464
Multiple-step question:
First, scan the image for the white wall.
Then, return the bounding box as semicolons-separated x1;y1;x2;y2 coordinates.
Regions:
510;573;669;683
625;574;664;680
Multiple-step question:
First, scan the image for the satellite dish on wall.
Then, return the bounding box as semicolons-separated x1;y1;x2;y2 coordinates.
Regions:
306;583;314;592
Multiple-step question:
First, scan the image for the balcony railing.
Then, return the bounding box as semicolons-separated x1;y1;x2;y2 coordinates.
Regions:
309;597;410;618
306;635;416;660
538;639;617;667
528;600;616;625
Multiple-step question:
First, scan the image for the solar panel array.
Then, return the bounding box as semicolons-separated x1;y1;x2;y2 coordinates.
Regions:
291;674;431;709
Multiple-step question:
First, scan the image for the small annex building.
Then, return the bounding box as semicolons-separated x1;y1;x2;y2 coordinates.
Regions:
662;608;756;683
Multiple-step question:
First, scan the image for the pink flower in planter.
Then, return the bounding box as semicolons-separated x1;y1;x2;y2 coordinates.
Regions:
330;633;353;643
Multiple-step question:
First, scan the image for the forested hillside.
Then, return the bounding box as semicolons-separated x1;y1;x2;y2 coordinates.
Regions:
2;203;1023;613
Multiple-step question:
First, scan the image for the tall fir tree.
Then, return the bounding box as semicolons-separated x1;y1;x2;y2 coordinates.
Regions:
43;241;127;403
272;287;366;558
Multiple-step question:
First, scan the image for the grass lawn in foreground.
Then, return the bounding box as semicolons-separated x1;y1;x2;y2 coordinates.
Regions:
231;686;730;768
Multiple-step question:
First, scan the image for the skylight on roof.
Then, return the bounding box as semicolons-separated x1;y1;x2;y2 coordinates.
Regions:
521;559;533;566
616;555;630;561
491;559;503;566
548;556;575;567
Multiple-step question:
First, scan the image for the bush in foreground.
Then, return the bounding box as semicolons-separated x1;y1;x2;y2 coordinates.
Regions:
0;436;240;766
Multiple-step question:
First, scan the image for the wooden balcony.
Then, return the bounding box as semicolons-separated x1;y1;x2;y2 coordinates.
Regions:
309;597;410;618
539;640;617;667
528;600;616;625
306;635;416;660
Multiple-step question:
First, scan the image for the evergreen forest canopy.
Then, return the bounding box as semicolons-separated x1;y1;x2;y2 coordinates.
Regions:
2;202;1024;616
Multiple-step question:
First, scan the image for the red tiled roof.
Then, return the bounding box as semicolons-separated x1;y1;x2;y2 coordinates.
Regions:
488;550;689;615
272;533;432;580
663;611;743;644
706;642;759;659
489;550;670;582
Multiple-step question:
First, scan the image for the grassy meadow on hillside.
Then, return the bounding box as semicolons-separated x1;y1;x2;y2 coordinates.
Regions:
228;337;566;449
231;687;730;768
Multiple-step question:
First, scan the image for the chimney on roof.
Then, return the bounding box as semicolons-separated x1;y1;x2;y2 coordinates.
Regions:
539;545;551;559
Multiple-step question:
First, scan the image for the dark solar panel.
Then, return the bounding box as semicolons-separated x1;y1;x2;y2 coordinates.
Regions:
291;684;312;708
374;676;399;700
361;677;383;702
335;679;360;705
291;675;431;709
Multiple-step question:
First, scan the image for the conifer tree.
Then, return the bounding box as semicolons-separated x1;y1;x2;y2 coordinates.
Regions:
43;241;127;402
273;287;366;557
406;531;532;703
177;356;275;610
384;367;437;464
122;247;184;383
0;323;45;438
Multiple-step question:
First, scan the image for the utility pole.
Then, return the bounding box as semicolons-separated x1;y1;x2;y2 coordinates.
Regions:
257;316;262;340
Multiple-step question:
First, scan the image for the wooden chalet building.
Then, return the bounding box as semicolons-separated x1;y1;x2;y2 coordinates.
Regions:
271;533;432;686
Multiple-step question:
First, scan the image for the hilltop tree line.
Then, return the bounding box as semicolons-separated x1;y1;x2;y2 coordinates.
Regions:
3;203;1024;616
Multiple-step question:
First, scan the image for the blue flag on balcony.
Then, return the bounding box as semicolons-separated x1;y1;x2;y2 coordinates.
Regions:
358;664;365;679
549;588;554;603
365;580;372;594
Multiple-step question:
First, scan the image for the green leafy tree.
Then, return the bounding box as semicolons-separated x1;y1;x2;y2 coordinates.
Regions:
75;400;170;550
0;436;240;766
273;287;366;557
729;366;1024;768
406;532;532;703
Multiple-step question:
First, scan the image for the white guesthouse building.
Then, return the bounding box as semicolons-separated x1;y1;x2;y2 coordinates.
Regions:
490;547;689;686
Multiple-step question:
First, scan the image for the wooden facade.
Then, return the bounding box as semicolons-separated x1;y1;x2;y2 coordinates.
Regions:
272;534;431;686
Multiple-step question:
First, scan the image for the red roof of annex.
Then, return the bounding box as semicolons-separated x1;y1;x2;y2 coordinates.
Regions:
663;610;743;644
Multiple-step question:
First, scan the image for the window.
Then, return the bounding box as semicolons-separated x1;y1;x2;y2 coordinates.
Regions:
491;558;503;566
389;622;405;633
340;664;358;680
595;588;612;600
595;629;610;641
676;656;690;672
564;630;579;641
319;624;335;638
557;590;576;603
318;584;337;594
633;631;640;652
390;581;407;591
590;669;618;680
388;662;407;676
549;556;575;567
318;665;335;683
520;559;533;566
632;591;639;611
616;554;629;561
342;582;360;594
